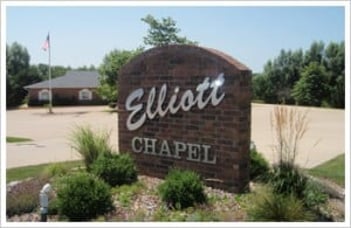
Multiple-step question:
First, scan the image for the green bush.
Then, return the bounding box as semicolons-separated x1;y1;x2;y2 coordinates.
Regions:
56;172;114;221
250;148;269;180
158;169;206;209
302;180;328;208
91;154;137;187
267;162;307;198
248;186;314;221
69;126;114;171
48;197;60;215
42;163;68;178
266;163;328;210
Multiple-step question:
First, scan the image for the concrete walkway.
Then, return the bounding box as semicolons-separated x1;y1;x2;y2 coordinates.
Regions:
6;104;345;169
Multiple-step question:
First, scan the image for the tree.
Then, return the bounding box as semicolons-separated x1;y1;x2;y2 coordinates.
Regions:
96;83;118;105
141;14;197;47
76;65;96;71
98;49;142;103
252;73;267;101
292;62;328;107
6;42;41;107
35;64;68;80
304;41;325;65
323;41;345;108
255;49;304;104
253;40;345;108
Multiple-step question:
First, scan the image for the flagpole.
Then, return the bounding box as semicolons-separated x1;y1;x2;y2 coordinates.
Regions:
48;33;53;114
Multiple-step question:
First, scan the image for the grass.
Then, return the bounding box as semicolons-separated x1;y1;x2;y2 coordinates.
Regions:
6;136;33;143
6;160;83;183
69;125;114;170
308;154;345;187
102;109;118;113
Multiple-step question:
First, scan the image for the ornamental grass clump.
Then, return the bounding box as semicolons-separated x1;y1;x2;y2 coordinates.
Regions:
270;106;308;166
247;186;314;221
69;125;114;171
266;106;327;215
268;106;310;197
268;162;308;198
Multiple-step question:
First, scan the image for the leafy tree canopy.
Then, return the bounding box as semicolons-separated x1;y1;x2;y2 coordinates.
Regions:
97;48;142;103
253;41;344;108
6;42;41;107
292;62;328;107
141;14;198;47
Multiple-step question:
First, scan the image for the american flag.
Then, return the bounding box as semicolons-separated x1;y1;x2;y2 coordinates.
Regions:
42;33;50;51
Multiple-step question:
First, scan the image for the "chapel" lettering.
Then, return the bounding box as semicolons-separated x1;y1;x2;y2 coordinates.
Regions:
131;137;217;164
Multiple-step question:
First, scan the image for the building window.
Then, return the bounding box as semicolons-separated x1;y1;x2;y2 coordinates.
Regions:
38;89;51;101
79;89;92;100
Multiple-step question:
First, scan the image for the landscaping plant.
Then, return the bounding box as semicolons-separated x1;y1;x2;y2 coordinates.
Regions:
42;163;69;178
6;177;48;217
56;172;114;221
249;147;270;181
91;153;137;187
268;162;308;198
247;186;314;221
263;106;328;219
69;125;114;170
270;106;308;166
302;180;328;209
158;169;206;209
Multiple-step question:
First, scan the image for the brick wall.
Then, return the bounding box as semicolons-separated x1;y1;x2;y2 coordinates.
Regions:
118;45;252;193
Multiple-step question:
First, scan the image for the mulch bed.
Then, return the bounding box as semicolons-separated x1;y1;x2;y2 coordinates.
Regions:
6;175;344;222
6;175;246;222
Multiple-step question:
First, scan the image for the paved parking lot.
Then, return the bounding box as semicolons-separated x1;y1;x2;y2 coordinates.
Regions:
6;104;345;169
6;106;118;168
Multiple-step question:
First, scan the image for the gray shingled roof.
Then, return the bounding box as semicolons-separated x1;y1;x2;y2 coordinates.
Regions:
24;71;100;89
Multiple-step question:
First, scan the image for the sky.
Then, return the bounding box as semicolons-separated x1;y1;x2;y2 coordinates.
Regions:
5;3;346;73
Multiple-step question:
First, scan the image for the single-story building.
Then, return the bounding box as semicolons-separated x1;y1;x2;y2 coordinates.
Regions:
24;70;106;106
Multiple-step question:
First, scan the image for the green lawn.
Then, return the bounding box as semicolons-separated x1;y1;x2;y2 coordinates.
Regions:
6;136;33;143
308;154;345;187
6;160;83;183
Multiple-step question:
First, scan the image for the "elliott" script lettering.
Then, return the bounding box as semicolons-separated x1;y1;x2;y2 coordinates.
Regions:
125;73;225;131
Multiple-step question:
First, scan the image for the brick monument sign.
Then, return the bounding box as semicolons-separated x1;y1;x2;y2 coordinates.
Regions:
118;45;251;192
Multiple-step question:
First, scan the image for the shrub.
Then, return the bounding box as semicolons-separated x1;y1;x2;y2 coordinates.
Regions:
56;172;114;221
248;186;314;221
267;162;308;198
158;169;206;209
6;178;48;217
42;163;68;178
69;126;114;170
302;180;328;209
47;197;60;215
91;154;137;187
108;102;117;109
250;148;269;180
